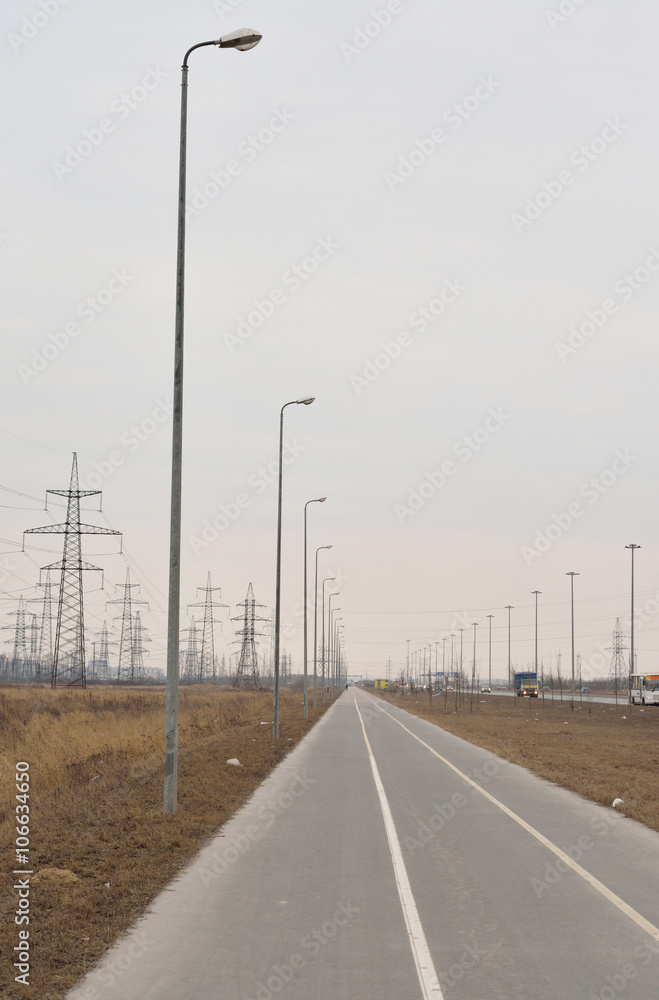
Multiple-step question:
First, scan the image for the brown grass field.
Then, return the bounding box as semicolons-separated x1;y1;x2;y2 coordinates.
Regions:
378;689;659;832
0;684;328;1000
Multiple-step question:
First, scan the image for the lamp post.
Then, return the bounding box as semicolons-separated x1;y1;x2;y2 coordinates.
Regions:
487;614;493;689
505;606;513;689
272;397;315;738
626;545;640;706
532;591;541;678
334;618;343;689
164;27;262;815
470;623;478;711
566;572;579;710
406;638;410;687
321;577;336;702
328;595;340;695
303;498;326;719
313;546;332;709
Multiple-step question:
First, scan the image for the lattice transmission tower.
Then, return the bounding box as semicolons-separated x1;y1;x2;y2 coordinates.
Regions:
607;618;627;700
106;568;148;683
3;595;27;680
181;617;200;681
24;453;121;687
29;570;56;682
232;583;268;687
187;573;228;683
92;620;115;681
132;611;150;680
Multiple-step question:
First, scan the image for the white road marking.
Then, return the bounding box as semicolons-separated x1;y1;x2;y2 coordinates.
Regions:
372;697;659;945
354;698;444;1000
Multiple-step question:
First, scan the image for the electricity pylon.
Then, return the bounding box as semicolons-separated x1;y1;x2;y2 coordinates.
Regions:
607;618;627;702
132;611;150;680
106;568;148;683
3;595;27;679
181;617;200;681
24;453;121;687
232;583;268;687
187;573;228;683
27;570;56;682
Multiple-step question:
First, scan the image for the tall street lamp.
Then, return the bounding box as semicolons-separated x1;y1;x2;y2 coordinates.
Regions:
532;591;541;677
272;397;315;739
303;498;326;719
626;544;640;706
164;28;262;815
334;617;343;689
506;605;513;689
487;614;493;689
566;572;579;710
321;576;336;702
328;593;339;695
313;546;332;709
470;623;478;711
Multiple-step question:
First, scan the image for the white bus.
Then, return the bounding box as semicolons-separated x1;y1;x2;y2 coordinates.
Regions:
630;673;659;706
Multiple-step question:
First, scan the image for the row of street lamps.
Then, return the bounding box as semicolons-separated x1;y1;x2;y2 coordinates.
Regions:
404;544;641;707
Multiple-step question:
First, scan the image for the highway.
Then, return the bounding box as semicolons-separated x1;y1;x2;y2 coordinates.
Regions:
68;689;659;1000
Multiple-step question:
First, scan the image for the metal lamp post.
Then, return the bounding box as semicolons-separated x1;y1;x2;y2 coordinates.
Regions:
321;577;336;702
328;594;339;695
313;546;332;709
626;544;640;706
487;614;493;689
164;27;262;815
505;605;513;689
566;572;579;710
272;397;315;738
303;498;326;719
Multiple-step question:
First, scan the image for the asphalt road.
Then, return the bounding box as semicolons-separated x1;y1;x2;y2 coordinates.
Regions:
68;689;659;1000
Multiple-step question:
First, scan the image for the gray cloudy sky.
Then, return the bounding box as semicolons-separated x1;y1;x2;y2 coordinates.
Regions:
3;0;659;681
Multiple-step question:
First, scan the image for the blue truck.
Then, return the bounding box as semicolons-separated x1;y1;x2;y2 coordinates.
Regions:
514;672;538;697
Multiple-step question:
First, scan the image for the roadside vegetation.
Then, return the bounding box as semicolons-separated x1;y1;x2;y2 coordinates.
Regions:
0;684;327;1000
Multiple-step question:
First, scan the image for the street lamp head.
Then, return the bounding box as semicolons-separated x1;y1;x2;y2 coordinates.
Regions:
216;28;262;50
317;497;327;502
297;397;315;405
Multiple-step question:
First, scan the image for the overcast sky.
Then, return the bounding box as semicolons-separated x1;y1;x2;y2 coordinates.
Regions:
2;0;659;682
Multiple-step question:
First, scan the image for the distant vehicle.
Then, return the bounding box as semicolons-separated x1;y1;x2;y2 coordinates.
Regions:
481;686;491;693
514;671;538;697
542;685;551;692
582;686;591;694
630;673;659;706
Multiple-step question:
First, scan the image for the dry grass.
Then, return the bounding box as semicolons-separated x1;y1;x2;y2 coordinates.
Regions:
378;691;659;832
0;684;327;999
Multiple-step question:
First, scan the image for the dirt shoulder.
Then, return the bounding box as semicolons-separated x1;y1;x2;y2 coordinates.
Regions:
0;685;329;1000
376;691;659;833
